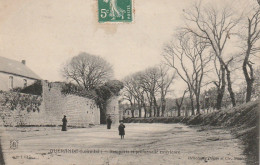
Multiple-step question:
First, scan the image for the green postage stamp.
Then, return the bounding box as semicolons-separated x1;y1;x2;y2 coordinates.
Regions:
98;0;133;23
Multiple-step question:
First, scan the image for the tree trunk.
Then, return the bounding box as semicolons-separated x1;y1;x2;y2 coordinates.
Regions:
153;104;156;117
196;94;200;114
216;91;224;110
216;65;226;110
246;80;253;102
189;91;195;115
138;105;142;118
243;56;254;102
149;101;153;117
176;99;182;117
161;98;166;117
226;67;236;107
143;102;147;118
130;102;134;118
153;96;159;117
157;106;160;117
177;107;181;116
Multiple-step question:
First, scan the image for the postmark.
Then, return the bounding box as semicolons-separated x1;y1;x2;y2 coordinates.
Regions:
98;0;133;23
10;139;19;150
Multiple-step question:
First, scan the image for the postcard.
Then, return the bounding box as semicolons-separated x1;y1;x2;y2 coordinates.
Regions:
0;0;259;164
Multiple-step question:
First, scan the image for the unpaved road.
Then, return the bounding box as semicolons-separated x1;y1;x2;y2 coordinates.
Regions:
0;123;246;165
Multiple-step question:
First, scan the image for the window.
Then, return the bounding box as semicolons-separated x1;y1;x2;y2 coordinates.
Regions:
9;76;13;89
24;79;27;87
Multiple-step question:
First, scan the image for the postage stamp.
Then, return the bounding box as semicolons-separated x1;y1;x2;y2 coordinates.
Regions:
98;0;133;23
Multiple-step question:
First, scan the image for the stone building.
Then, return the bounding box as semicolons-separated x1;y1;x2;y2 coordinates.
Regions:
106;96;120;124
0;56;41;91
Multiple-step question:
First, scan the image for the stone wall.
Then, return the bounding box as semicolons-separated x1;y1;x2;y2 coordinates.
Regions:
0;81;121;127
42;81;100;127
0;92;46;126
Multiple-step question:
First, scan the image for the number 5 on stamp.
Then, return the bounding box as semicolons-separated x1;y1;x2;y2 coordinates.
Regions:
98;0;133;23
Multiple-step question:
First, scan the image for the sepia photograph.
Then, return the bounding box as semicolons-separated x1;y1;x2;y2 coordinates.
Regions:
0;0;259;164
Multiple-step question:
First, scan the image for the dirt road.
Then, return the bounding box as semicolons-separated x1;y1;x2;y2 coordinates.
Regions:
0;123;246;165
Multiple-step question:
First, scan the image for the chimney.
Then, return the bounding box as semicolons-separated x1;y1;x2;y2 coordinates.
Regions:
21;60;26;65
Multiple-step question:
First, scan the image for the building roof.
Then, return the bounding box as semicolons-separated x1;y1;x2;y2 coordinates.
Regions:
0;56;41;80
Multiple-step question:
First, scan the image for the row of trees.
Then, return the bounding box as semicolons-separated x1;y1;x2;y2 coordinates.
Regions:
123;66;175;117
122;1;260;117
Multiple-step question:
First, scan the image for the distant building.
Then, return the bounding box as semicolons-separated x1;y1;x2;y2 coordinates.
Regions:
122;108;146;118
124;108;132;118
0;56;41;91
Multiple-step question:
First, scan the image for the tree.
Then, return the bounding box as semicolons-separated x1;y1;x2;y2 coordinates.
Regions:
183;2;241;107
175;90;187;116
123;66;170;118
164;33;210;115
123;73;147;118
122;87;135;118
123;76;137;118
131;73;147;118
141;67;161;117
158;66;175;117
212;55;226;109
240;7;260;102
95;80;124;123
62;52;113;90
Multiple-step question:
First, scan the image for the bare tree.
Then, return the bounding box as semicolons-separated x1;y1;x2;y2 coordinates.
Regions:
240;8;260;102
175;90;187;116
158;66;175;117
141;67;161;117
132;73;148;118
123;66;173;118
183;2;241;107
164;33;210;115
212;56;226;109
123;75;141;117
62;52;113;90
122;82;135;117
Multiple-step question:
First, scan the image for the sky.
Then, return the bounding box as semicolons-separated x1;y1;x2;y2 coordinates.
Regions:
0;0;258;96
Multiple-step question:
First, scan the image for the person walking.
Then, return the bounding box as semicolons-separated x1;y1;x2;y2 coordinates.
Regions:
62;115;67;131
118;122;125;139
107;116;112;129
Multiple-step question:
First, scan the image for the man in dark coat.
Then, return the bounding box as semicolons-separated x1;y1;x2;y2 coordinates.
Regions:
118;122;125;139
62;115;67;131
107;116;112;129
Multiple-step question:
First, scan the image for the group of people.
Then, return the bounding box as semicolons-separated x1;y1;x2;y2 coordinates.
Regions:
61;115;126;139
107;116;125;139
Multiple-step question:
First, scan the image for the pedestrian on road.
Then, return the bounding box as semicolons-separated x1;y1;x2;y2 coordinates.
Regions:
62;115;67;131
107;116;112;129
118;122;125;139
